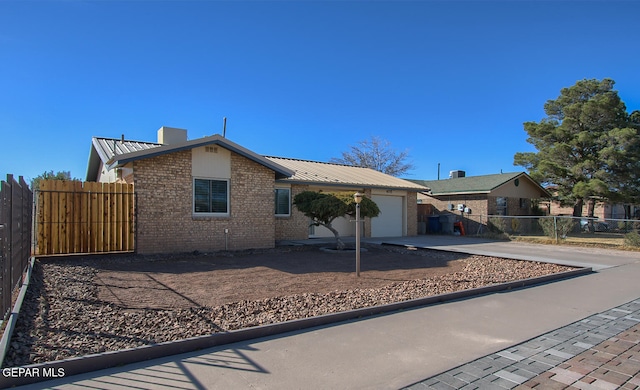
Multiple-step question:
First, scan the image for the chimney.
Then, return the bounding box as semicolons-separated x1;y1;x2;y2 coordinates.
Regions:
157;126;187;145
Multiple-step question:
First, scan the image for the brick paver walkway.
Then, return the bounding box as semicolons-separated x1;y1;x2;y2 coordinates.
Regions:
404;299;640;389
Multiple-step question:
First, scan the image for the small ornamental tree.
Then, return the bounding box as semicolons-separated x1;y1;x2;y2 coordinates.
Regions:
293;191;380;250
30;170;76;190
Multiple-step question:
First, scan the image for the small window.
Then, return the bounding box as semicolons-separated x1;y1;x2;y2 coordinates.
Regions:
496;197;508;216
194;178;229;215
519;198;527;209
275;188;290;216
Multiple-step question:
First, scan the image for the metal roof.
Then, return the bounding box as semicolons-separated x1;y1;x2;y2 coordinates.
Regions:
409;172;551;197
94;137;161;163
86;137;161;181
87;135;295;181
265;156;428;191
86;134;427;191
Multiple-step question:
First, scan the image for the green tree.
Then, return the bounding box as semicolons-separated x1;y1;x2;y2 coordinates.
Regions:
293;191;380;250
600;110;640;217
330;136;415;177
514;78;639;218
31;170;75;190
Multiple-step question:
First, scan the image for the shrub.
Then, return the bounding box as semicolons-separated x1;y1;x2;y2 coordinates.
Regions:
488;217;508;234
538;217;577;239
538;218;555;238
511;218;520;234
624;231;640;247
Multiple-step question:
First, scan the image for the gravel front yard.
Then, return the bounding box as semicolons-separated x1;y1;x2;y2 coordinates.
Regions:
4;244;574;367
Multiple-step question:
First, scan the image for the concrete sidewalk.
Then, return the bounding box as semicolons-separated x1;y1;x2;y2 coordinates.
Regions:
13;236;640;389
406;299;640;389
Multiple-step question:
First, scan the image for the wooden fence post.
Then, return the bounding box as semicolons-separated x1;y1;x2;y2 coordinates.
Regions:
0;174;33;321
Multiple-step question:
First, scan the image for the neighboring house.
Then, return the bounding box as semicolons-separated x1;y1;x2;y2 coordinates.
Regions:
409;171;551;234
86;126;427;253
544;186;640;221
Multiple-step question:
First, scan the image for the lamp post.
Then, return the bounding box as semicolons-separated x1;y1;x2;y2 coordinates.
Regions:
354;192;363;277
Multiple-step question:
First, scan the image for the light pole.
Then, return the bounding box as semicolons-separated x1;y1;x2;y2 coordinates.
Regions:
354;192;363;277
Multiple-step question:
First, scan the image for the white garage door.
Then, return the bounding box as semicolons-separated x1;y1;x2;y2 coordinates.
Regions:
371;195;403;237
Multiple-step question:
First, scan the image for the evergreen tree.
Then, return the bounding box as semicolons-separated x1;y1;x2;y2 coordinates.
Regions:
514;78;639;217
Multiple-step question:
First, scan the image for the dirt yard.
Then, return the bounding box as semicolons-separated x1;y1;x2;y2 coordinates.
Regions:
94;244;472;310
5;243;575;367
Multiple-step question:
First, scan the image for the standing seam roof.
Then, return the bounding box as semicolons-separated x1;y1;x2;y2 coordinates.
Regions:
89;135;295;180
265;156;428;190
92;137;162;163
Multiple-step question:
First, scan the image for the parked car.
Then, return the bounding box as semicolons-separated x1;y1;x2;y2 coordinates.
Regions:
580;218;609;232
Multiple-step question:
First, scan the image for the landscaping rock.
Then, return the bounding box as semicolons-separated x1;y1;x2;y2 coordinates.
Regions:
3;245;573;367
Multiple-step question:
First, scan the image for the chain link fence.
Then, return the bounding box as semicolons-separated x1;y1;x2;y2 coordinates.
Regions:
460;214;640;247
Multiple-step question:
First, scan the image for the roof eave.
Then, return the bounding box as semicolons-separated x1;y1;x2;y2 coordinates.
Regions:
275;178;427;191
105;135;295;178
427;190;492;196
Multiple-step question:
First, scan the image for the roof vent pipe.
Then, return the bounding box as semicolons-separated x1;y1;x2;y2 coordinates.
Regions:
223;117;227;138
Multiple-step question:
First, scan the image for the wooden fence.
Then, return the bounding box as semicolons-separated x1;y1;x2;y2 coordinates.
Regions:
0;175;33;321
35;180;135;255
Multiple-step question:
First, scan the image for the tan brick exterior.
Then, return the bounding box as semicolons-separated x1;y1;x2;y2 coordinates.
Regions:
418;194;487;234
274;186;418;240
133;150;276;254
419;194;540;235
128;147;419;252
421;194;490;217
363;189;373;238
406;191;418;236
275;184;311;241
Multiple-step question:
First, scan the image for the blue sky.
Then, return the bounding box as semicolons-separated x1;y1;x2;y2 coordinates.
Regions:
1;0;638;185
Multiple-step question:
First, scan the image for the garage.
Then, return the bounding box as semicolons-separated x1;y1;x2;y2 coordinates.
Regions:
371;195;404;237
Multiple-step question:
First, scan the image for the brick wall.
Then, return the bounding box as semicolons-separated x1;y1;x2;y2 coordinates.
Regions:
133;150;276;254
228;153;276;249
406;191;418;236
487;196;533;216
275;184;311;241
363;189;373;238
420;194;490;217
418;194;489;235
275;186;392;240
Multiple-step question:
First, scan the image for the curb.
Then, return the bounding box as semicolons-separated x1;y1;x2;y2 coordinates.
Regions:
0;266;591;388
0;257;35;368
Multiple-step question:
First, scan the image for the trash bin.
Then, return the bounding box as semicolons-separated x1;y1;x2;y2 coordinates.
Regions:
439;214;456;234
418;221;427;235
428;216;441;233
453;221;465;236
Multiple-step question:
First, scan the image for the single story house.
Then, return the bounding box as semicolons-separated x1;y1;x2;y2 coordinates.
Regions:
86;126;427;253
408;171;551;234
264;156;426;240
543;185;640;221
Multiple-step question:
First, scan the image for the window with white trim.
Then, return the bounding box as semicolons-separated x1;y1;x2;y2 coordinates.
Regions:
194;178;229;215
275;188;290;216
